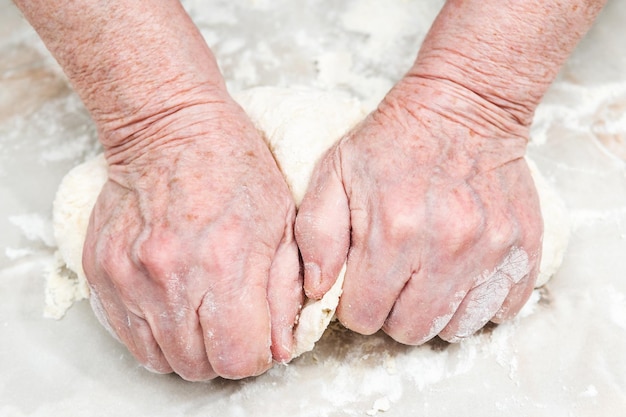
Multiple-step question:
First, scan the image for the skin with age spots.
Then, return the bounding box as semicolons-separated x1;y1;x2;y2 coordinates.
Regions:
15;0;606;380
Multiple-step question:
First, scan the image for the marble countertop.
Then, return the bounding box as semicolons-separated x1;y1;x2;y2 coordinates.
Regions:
1;0;625;415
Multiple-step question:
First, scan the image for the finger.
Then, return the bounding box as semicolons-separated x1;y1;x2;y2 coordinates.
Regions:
198;246;273;379
440;246;532;341
83;223;172;375
493;171;543;322
336;231;413;335
88;287;121;343
438;270;512;343
383;262;474;345
88;283;173;375
492;257;540;323
199;285;272;379
133;236;216;381
492;214;543;323
267;223;303;363
127;312;174;375
143;301;216;381
295;149;350;299
383;236;482;345
144;286;217;381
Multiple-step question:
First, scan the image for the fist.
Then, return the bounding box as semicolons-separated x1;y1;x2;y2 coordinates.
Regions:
296;77;543;344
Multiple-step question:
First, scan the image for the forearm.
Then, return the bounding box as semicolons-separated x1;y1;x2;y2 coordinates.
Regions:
410;0;606;126
14;0;226;150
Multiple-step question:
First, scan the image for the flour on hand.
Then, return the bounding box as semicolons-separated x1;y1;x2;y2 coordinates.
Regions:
47;87;569;355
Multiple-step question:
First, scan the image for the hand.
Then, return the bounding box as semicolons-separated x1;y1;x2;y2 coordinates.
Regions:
83;99;302;380
295;77;543;344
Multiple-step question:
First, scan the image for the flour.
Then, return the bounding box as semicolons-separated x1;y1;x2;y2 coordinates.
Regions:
366;396;391;415
47;86;570;356
450;247;531;342
9;213;55;247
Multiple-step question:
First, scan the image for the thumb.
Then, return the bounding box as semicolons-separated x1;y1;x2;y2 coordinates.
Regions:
295;150;350;299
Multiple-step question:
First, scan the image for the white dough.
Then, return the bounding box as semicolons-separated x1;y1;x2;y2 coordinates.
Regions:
47;86;570;355
526;158;571;287
45;154;107;319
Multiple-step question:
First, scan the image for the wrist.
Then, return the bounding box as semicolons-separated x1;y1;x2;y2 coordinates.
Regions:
378;76;529;175
392;75;530;140
409;50;544;128
83;48;229;149
95;79;231;153
409;0;606;127
63;1;230;149
15;0;230;151
100;96;246;168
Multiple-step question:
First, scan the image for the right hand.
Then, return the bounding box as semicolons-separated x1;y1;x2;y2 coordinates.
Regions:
82;97;302;381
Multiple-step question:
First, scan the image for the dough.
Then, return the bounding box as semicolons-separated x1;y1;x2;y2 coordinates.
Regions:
47;86;570;356
45;153;107;319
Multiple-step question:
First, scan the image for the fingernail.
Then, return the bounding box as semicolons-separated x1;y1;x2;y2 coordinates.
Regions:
304;262;321;293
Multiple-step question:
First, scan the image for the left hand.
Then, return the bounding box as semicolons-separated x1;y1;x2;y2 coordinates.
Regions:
295;77;543;344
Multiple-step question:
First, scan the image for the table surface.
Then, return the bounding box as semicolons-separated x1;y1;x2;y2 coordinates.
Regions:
2;0;626;416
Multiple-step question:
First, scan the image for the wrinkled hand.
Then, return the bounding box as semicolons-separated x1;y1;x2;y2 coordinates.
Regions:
83;99;302;380
295;78;543;344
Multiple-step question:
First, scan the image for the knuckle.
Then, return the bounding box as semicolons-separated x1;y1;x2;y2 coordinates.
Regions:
385;213;418;242
382;202;422;243
437;216;482;255
134;232;179;278
485;217;518;250
431;186;484;252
